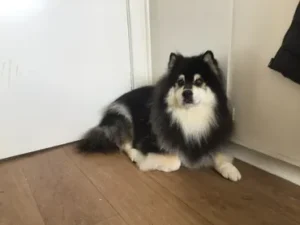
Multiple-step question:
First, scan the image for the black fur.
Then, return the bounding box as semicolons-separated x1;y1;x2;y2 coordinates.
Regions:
78;86;156;154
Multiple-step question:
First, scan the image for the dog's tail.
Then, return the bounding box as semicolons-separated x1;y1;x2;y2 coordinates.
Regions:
78;126;118;153
77;103;133;153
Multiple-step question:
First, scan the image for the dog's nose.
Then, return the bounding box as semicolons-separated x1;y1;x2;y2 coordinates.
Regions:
182;90;193;99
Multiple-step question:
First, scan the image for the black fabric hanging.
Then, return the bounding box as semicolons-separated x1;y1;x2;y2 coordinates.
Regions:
269;2;300;85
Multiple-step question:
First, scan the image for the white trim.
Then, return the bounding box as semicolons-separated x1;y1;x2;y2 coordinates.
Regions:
226;0;235;97
125;0;135;89
228;143;300;186
126;0;153;88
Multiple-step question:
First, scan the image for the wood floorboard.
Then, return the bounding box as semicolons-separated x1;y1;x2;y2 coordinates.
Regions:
148;165;300;225
94;216;128;225
0;158;45;225
64;146;212;225
1;145;300;225
20;148;117;225
234;161;300;223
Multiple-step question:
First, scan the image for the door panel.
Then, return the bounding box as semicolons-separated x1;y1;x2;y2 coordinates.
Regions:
0;0;131;159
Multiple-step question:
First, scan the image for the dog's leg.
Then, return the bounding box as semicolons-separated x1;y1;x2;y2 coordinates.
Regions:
122;144;181;172
121;144;145;162
137;153;181;172
213;152;241;182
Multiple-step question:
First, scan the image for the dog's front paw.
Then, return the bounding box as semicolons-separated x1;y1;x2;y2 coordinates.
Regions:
217;163;242;182
125;148;144;163
157;162;181;172
138;154;181;172
137;159;157;171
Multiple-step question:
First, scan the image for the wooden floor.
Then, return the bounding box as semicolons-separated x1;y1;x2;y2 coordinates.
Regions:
1;145;300;225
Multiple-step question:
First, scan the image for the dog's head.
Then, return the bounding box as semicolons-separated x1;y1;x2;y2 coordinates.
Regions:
165;51;223;109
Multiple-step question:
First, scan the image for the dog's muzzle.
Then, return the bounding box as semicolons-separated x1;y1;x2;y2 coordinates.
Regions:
182;90;193;104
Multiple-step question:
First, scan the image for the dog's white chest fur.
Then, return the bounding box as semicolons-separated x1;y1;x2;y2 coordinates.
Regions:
169;105;216;142
165;84;217;143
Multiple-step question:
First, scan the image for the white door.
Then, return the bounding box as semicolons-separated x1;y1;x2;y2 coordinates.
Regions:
0;0;132;159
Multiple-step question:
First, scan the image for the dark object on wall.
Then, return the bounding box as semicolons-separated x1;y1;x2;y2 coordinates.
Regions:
269;2;300;85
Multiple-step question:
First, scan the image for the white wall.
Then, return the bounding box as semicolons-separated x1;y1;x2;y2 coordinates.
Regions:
230;0;300;167
150;0;232;81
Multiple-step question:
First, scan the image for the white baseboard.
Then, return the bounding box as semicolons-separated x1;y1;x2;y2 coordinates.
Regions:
228;143;300;186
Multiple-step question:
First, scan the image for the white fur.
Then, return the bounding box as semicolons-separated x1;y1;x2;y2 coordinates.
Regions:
124;147;181;172
213;153;242;182
138;153;181;172
178;74;185;80
107;102;132;122
194;74;201;81
165;84;217;143
124;147;145;162
216;163;241;182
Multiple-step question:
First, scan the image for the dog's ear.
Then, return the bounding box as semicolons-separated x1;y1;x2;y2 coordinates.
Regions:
168;52;181;70
203;50;215;63
202;50;220;75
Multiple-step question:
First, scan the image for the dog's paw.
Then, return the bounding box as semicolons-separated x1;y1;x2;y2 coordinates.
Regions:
137;159;157;171
157;162;181;172
138;154;181;172
217;163;242;182
125;148;144;163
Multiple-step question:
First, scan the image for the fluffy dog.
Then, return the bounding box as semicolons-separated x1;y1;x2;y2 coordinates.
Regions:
79;51;241;182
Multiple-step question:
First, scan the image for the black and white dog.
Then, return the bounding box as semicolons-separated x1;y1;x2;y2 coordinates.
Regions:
79;51;241;181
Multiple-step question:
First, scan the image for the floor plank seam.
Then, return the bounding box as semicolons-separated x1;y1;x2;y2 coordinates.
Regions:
62;148;130;225
20;167;47;225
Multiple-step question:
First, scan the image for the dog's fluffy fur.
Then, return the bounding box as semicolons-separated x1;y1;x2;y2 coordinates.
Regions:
79;51;241;181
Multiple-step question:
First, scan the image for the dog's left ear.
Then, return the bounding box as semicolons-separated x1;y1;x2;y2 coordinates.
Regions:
203;50;215;63
202;50;220;75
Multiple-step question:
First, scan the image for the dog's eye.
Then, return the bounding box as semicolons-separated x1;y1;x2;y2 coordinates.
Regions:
194;79;203;87
177;79;185;87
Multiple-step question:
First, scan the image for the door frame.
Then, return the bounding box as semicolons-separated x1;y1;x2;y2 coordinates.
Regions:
127;0;152;88
126;0;235;91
